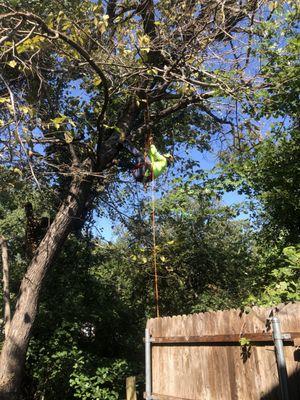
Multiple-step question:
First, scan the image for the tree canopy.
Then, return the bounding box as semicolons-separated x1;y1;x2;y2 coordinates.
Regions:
0;1;299;399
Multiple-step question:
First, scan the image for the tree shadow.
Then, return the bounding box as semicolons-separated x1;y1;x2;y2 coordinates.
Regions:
260;363;300;400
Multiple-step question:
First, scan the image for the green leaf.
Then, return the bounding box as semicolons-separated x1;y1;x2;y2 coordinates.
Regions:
93;77;102;86
52;116;67;129
64;131;74;143
239;337;251;347
8;60;17;68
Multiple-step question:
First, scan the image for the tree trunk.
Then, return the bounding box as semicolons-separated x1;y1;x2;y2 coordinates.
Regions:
0;236;11;337
0;176;92;400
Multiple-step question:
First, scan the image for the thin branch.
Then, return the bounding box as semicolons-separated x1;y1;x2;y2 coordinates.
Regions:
0;18;23;45
0;24;36;59
201;104;234;126
152;92;214;122
0;73;41;189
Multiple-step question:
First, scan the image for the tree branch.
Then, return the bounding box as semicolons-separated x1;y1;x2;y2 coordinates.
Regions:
0;73;41;189
151;92;214;122
0;10;110;127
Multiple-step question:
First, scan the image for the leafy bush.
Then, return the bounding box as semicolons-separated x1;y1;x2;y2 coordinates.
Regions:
70;358;129;400
245;245;300;306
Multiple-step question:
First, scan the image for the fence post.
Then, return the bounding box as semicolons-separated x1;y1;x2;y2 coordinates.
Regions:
126;376;137;400
145;328;152;400
271;316;289;400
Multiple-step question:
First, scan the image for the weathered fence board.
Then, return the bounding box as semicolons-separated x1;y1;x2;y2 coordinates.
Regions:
126;376;137;400
147;303;300;400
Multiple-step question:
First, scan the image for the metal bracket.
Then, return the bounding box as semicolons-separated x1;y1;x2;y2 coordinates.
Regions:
282;333;292;340
143;392;153;400
273;332;292;341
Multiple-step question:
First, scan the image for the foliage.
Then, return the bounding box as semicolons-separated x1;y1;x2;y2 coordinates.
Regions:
0;0;268;184
239;337;251;362
0;172;262;398
216;3;300;307
1;0;270;394
253;1;299;119
70;358;129;400
221;128;300;244
0;177;140;399
244;245;300;306
19;235;141;400
107;178;258;316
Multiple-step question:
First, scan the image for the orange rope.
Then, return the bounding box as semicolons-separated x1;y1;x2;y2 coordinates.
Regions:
151;177;160;318
144;94;153;153
144;94;159;317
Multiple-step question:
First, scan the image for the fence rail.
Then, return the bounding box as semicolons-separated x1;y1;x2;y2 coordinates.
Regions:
151;331;300;344
146;303;300;400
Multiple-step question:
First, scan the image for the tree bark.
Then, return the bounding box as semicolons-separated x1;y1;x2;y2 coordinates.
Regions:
0;236;11;338
0;176;92;400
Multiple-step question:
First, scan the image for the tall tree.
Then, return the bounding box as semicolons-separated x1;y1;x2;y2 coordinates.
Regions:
220;1;299;244
113;179;257;315
0;0;267;397
217;1;300;306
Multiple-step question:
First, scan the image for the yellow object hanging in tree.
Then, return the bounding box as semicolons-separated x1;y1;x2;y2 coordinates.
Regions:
145;144;172;180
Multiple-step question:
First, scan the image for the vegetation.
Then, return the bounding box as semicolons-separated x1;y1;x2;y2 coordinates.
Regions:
0;0;299;399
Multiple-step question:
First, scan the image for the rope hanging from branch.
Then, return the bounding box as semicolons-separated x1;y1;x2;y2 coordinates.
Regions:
144;95;160;317
151;179;160;318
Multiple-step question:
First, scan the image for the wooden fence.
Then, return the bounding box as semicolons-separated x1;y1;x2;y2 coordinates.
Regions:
146;302;300;400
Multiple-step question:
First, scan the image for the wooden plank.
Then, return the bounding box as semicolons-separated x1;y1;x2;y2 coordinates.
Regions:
144;393;195;400
126;376;137;400
151;393;196;400
151;332;300;344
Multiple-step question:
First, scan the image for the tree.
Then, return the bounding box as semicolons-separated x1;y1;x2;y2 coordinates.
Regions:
115;178;258;315
0;0;268;397
0;236;10;338
219;1;299;243
217;1;300;306
23;235;138;400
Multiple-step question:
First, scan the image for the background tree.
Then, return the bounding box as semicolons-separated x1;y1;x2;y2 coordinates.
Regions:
113;177;257;315
218;1;300;306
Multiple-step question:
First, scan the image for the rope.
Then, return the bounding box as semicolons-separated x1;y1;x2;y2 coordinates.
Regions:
144;94;153;153
151;177;160;318
144;94;160;317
